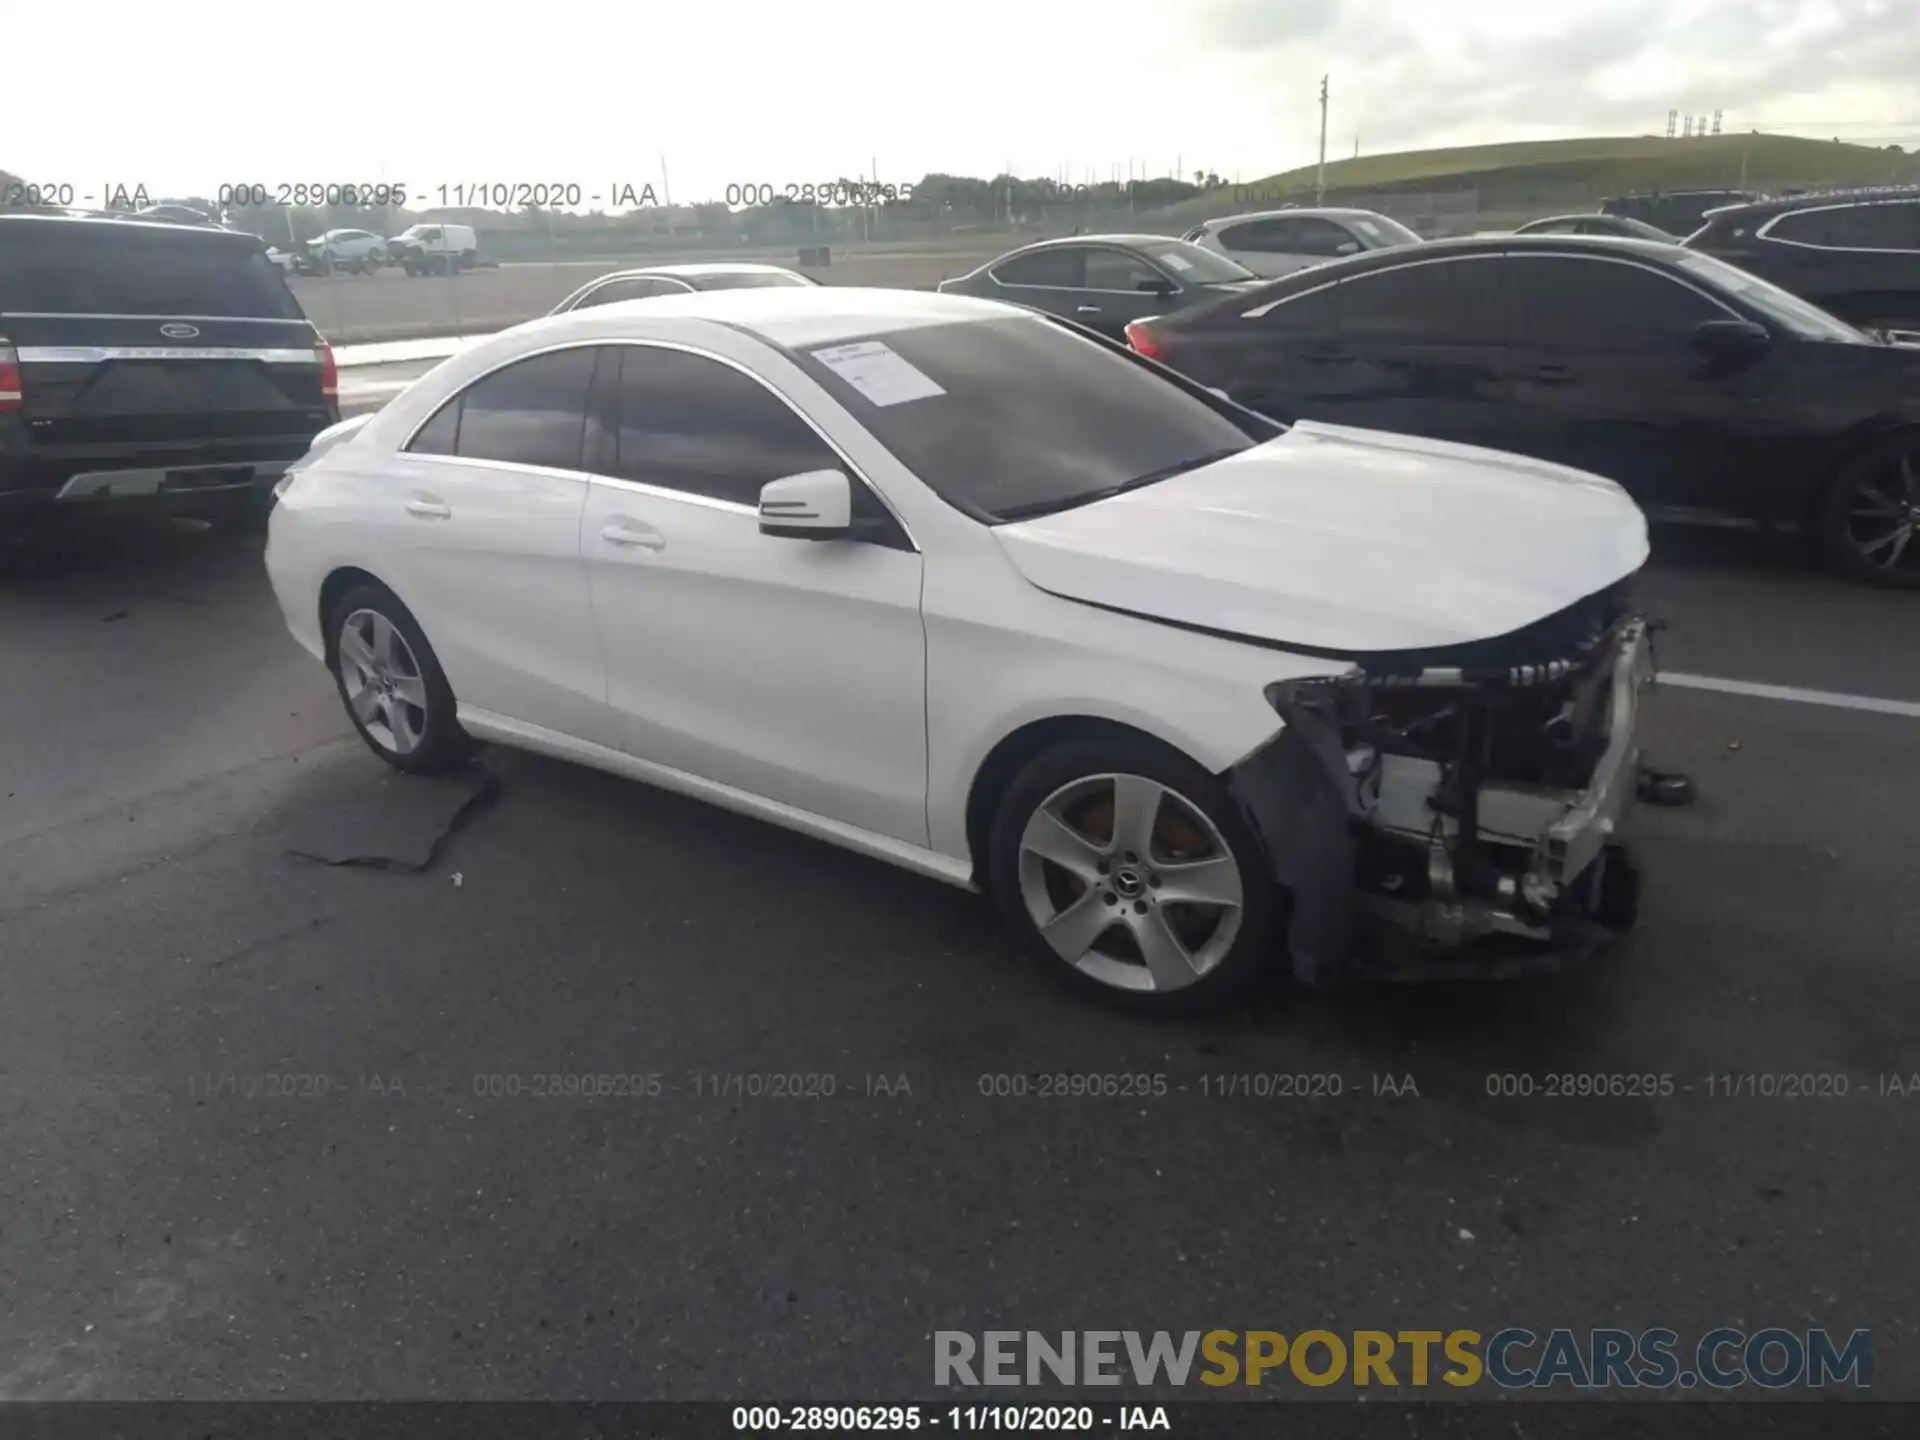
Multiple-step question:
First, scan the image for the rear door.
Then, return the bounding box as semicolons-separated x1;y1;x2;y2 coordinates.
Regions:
982;246;1092;325
1180;276;1349;420
0;221;329;462
1304;254;1513;447
379;343;614;748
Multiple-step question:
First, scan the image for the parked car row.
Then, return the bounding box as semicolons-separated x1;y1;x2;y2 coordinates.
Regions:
262;223;485;277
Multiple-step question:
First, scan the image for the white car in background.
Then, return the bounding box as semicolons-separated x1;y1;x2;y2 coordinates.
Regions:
1183;207;1423;277
306;228;387;273
266;288;1653;1011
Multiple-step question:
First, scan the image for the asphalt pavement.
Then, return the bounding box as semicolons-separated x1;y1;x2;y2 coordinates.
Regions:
1;506;1916;1402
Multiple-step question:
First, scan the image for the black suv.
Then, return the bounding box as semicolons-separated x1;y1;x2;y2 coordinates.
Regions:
1;213;338;534
1684;189;1920;335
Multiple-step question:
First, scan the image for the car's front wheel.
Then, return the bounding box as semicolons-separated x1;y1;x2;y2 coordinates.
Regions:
987;734;1279;1011
326;582;474;774
1817;432;1920;587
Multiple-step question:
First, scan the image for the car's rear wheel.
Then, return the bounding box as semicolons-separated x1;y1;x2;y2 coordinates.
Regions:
326;582;474;774
1817;433;1920;587
987;735;1278;1011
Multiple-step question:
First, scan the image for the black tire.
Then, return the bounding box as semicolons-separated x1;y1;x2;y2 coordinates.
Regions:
986;732;1280;1012
1816;431;1920;588
324;581;475;775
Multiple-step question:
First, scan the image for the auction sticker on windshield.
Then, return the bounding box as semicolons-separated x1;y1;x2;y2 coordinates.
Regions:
1161;252;1194;271
809;341;946;407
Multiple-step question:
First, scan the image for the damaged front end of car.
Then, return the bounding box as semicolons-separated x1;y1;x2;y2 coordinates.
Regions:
1228;580;1655;983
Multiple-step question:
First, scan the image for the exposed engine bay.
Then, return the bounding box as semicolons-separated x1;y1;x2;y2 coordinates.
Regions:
1230;578;1654;982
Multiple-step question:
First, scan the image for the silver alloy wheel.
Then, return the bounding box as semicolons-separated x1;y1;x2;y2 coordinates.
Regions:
337;608;429;755
1845;446;1920;575
1016;772;1245;993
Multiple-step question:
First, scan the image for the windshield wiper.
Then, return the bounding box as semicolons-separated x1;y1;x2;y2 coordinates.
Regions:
990;447;1248;524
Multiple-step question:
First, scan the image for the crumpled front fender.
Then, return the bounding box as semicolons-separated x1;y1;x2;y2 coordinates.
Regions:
1226;679;1363;985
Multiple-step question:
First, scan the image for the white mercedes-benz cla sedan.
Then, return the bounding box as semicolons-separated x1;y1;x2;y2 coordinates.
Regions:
266;287;1655;1010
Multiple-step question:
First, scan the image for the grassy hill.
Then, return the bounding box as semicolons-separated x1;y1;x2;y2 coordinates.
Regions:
1145;133;1917;228
1248;132;1913;195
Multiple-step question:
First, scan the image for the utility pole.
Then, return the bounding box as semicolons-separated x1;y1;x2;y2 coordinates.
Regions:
1316;75;1330;204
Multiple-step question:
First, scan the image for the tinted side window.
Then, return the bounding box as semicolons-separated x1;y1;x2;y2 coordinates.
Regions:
577;277;666;309
1084;248;1167;291
1291;218;1363;257
446;346;599;470
408;397;462;455
1830;202;1919;250
1220;218;1295;254
1768;209;1838;245
1338;258;1504;344
611;347;840;506
1509;257;1720;349
992;248;1084;287
1255;283;1342;333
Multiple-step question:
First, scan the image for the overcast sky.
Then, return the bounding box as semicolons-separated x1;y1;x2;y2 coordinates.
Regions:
9;0;1915;205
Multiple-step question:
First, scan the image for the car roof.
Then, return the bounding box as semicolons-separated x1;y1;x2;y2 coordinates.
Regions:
1342;232;1681;263
602;262;802;279
1699;187;1920;222
0;212;258;245
1009;233;1194;252
1202;207;1395;228
1225;232;1688;292
531;284;1016;348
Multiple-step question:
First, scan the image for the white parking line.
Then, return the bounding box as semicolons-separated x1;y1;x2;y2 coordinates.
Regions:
1663;671;1920;718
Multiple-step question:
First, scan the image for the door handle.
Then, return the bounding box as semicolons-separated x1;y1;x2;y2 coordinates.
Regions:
1529;363;1575;384
1076;305;1102;314
404;497;451;519
600;521;665;550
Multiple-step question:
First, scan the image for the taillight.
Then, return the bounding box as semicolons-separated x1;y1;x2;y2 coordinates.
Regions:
1124;321;1165;361
315;335;338;403
0;338;21;414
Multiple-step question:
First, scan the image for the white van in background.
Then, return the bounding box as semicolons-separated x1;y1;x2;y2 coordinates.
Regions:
387;222;480;276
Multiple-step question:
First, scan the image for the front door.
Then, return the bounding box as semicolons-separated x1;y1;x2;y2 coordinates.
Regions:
1500;253;1793;515
579;343;929;845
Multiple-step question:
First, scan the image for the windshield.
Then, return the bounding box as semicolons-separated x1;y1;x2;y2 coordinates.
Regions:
694;271;816;291
1350;214;1423;247
790;316;1273;523
1137;239;1255;284
1675;253;1867;342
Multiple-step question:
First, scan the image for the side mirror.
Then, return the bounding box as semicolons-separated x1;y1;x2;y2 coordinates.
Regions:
1136;277;1177;295
1693;318;1769;361
759;468;853;540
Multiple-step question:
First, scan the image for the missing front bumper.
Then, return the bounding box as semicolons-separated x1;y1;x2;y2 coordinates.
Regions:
1231;617;1656;984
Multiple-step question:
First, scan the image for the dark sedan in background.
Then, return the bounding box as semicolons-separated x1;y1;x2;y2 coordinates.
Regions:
1684;190;1920;336
550;262;817;314
1124;235;1920;585
936;234;1262;340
